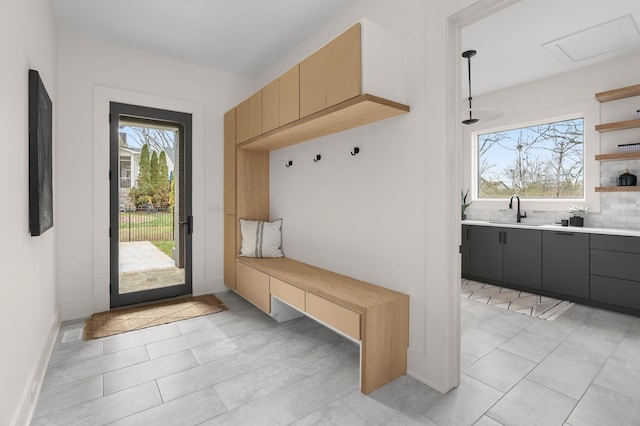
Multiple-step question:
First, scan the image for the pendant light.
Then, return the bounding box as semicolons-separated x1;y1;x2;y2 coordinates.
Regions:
462;49;479;125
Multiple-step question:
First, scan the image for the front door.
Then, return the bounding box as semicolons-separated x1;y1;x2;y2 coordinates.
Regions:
109;102;193;308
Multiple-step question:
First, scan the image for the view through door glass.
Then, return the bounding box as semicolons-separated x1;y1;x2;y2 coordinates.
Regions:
110;103;192;308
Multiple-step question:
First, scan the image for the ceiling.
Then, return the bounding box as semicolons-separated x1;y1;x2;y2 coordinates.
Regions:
463;0;640;95
51;0;640;91
50;0;355;78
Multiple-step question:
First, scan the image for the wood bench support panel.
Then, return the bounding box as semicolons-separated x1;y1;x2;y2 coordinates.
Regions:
361;295;409;394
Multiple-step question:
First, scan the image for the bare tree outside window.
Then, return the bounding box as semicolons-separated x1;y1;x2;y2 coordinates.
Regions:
477;118;584;199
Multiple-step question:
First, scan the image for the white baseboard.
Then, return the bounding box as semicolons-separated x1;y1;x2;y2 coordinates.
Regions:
13;309;61;426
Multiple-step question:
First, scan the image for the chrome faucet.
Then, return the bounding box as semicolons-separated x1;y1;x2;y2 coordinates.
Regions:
509;195;527;223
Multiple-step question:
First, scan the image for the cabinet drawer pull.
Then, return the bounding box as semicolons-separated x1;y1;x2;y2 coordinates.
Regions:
503;231;507;245
555;232;575;236
498;231;502;244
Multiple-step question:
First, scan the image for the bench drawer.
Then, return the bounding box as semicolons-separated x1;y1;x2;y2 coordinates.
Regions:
270;277;305;311
306;293;360;340
236;262;270;313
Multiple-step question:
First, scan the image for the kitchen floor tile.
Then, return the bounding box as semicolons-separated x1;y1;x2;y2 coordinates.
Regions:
566;384;640;426
526;352;602;400
486;379;577;426
464;348;537;392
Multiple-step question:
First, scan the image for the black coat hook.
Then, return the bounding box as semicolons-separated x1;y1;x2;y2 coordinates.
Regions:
285;160;293;168
351;147;360;156
313;154;322;162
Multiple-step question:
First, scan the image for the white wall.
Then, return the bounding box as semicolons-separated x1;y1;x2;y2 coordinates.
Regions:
261;0;475;392
464;51;640;228
56;32;252;320
1;1;59;424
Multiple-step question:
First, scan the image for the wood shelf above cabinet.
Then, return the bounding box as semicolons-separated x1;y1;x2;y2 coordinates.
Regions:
595;152;640;161
237;94;409;152
595;118;640;133
596;84;640;103
595;186;640;192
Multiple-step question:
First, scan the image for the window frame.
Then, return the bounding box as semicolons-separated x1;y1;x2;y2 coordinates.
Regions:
465;102;600;214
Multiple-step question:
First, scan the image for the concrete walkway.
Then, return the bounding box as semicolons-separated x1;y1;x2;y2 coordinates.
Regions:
119;241;184;294
119;241;176;273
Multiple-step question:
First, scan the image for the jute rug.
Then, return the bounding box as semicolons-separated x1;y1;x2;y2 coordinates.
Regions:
83;294;227;339
462;279;574;321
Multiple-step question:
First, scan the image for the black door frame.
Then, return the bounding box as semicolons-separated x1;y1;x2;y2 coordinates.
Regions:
109;102;193;308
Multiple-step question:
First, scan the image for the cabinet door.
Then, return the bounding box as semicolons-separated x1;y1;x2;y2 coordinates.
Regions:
248;91;262;139
279;65;300;126
300;47;326;118
326;23;361;108
461;225;470;276
468;226;503;282
236;262;270;313
542;231;589;299
235;99;249;144
224;214;236;289
262;79;279;133
503;228;542;289
223;109;236;215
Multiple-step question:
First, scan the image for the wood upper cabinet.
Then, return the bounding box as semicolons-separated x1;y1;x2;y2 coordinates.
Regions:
279;65;299;126
300;23;362;118
223;109;236;214
262;79;280;133
248;91;262;139
236;91;263;143
235;99;249;144
263;65;300;132
300;47;327;118
326;23;361;107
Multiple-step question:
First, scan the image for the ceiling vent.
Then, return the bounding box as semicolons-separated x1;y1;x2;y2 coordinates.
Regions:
544;15;640;65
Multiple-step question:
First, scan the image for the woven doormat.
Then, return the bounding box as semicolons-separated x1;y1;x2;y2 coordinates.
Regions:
462;279;574;321
83;294;227;339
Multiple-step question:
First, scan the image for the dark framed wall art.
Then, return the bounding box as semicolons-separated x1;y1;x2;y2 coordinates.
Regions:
29;69;53;236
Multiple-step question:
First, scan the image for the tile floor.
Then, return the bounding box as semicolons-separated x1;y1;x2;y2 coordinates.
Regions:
32;291;640;425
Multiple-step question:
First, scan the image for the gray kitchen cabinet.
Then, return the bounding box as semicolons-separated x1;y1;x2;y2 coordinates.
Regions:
503;228;542;289
590;234;640;310
461;225;470;276
542;231;590;299
465;226;541;289
468;226;502;282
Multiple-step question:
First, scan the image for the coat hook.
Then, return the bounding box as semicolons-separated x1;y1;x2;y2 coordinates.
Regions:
351;147;360;156
285;160;293;168
313;154;322;163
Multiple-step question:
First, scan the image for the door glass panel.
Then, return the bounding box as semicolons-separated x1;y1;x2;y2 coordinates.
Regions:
117;122;185;294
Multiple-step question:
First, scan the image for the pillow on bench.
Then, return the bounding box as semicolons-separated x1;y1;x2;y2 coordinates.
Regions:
239;218;284;258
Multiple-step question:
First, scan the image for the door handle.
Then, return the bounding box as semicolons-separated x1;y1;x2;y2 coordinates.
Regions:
179;216;193;235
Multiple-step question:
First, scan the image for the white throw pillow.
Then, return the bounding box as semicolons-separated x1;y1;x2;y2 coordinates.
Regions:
239;219;284;258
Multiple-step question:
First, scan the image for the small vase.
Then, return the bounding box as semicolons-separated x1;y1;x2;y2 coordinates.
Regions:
569;216;584;227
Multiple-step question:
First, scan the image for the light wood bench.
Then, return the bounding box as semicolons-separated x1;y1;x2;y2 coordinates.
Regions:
234;256;409;394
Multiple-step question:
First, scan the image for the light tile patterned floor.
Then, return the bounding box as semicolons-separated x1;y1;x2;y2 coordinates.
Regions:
32;291;640;425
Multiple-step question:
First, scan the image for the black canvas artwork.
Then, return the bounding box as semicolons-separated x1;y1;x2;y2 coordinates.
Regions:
29;69;53;236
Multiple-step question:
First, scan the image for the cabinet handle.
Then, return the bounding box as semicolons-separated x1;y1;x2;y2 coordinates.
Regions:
555;232;575;236
498;231;503;244
503;231;507;245
466;227;470;241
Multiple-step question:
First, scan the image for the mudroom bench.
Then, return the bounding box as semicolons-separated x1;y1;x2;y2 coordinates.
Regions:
234;256;409;394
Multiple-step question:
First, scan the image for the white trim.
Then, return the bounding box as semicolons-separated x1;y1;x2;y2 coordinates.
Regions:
17;310;60;426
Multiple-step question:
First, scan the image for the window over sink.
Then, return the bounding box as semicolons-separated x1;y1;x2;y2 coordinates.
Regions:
475;116;584;199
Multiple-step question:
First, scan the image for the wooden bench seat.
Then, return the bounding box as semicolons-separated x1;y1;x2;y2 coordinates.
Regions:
234;256;409;394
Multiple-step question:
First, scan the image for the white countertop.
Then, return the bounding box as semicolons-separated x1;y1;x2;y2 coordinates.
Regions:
462;220;640;238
